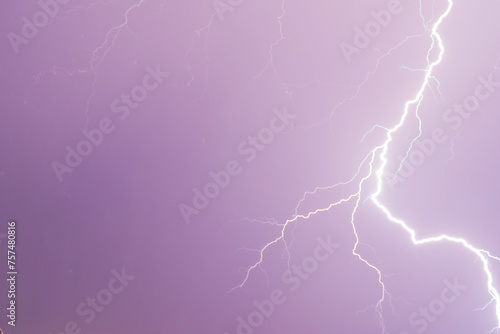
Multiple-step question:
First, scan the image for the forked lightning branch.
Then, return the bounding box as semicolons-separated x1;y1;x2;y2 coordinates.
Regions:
233;1;500;333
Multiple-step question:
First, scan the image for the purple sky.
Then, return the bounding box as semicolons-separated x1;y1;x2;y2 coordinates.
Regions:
2;0;500;333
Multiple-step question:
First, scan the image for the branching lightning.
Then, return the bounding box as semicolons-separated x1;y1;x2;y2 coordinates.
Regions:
22;0;499;330
371;1;500;330
233;0;500;332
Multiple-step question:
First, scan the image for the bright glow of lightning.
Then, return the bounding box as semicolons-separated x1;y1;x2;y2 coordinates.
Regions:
234;0;500;332
371;0;500;331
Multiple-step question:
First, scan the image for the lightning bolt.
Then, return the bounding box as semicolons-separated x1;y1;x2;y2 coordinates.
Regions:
232;0;500;332
371;1;500;331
